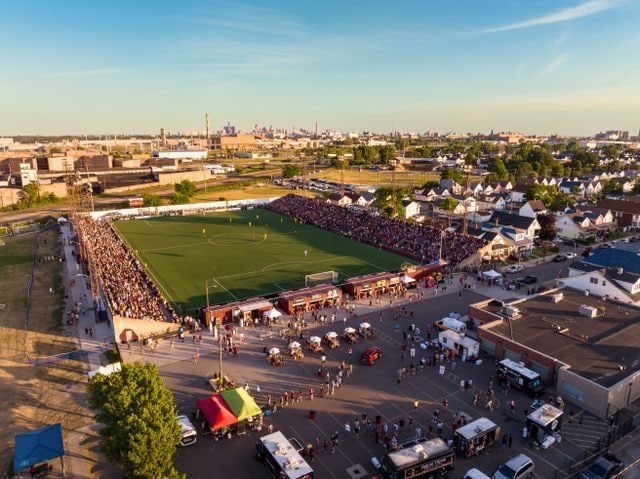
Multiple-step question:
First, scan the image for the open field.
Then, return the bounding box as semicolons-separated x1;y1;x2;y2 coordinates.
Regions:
0;230;89;474
113;209;410;312
310;168;439;187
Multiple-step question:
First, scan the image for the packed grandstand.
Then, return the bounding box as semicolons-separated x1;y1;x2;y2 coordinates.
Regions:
268;194;486;266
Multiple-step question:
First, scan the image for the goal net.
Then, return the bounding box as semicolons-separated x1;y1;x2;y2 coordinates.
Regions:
305;271;338;287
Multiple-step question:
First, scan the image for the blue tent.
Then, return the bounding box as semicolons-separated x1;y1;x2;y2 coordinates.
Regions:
14;423;64;472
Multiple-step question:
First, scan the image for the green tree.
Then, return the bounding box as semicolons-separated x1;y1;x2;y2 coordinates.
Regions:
169;193;189;205
487;158;508;181
374;187;407;218
549;192;575;212
440;168;464;184
87;363;184;479
602;144;621;161
439;196;459;226
281;164;302;178
600;179;623;196
174;179;196;198
378;145;397;164
537;213;557;241
142;193;162;207
421;180;440;188
22;182;41;204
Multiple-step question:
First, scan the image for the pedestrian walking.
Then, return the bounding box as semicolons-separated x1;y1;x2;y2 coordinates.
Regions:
413;399;419;411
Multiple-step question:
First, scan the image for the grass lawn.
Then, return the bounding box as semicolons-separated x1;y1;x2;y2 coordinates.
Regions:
0;231;87;473
190;185;298;202
113;209;410;312
310;168;439;187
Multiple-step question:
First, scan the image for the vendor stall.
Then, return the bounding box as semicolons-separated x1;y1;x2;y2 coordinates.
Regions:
359;322;374;338
263;308;282;324
288;341;304;359
267;347;285;366
323;331;340;349
438;330;479;362
219;387;263;436
196;394;238;436
453;417;501;457
526;404;563;448
343;327;358;344
307;336;323;353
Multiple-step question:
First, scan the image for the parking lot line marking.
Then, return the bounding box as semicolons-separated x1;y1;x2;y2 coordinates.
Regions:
288;424;339;479
526;447;570;478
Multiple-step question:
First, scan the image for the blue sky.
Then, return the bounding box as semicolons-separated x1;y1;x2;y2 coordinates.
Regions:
1;0;639;136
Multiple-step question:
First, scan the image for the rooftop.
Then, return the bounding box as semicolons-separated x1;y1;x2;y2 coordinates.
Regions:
585;248;640;275
479;289;640;387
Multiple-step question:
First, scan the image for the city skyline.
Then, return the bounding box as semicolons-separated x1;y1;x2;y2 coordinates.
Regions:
1;0;640;135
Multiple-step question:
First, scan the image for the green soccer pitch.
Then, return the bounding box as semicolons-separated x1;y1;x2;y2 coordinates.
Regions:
112;208;411;312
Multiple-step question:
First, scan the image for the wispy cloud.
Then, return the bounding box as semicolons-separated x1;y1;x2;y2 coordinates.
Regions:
180;4;305;37
538;52;570;78
482;0;624;33
46;68;124;78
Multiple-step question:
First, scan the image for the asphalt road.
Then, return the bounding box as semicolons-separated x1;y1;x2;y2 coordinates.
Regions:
160;283;614;479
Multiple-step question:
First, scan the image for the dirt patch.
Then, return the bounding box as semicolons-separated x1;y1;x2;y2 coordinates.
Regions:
0;230;91;473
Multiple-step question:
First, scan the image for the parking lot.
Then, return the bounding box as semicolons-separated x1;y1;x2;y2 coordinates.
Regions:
120;278;619;479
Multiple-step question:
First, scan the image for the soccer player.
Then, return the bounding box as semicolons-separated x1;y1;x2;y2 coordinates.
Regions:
202;228;206;235
304;250;308;257
264;233;267;240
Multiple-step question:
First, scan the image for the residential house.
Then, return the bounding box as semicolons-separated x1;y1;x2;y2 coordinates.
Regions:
402;199;421;219
559;181;586;196
518;200;547;218
326;192;352;207
611;177;635;193
465;180;485;197
555;214;596;240
487;211;541;240
563;261;640;305
476;195;506;211
432;196;477;217
345;192;371;208
413;187;449;202
580;207;615;229
509;183;528;203
582;181;603;197
468;227;514;261
597;199;640;230
439;179;463;195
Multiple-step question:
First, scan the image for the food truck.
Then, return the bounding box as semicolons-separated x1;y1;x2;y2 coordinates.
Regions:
438;330;480;361
256;431;314;479
526;404;563;449
378;437;454;479
435;317;467;335
453;417;501;457
497;359;545;397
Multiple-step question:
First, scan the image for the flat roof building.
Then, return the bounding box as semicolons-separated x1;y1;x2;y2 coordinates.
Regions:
469;289;640;418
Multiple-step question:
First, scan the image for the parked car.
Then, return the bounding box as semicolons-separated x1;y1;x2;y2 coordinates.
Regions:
517;275;538;285
177;415;197;446
565;252;577;259
578;453;624;479
360;347;383;365
494;454;535;479
553;254;567;262
505;265;524;274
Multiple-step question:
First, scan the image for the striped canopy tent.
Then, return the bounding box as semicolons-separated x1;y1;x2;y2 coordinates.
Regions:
196;394;238;430
219;387;262;421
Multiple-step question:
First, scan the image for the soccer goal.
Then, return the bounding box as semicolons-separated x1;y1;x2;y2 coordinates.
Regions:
305;271;339;287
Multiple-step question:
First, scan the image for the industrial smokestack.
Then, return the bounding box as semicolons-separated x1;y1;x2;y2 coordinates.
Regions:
160;128;166;146
205;113;210;140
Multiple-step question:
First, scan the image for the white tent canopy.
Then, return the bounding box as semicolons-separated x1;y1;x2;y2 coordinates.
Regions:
268;347;280;355
309;336;321;343
482;269;502;279
344;327;356;334
325;331;338;339
288;341;301;349
264;308;282;319
401;275;416;284
360;322;371;329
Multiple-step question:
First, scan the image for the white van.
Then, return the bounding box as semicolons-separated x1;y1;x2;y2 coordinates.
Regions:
494;454;535;479
438;330;479;361
435;317;467;335
177;415;197;446
465;469;492;479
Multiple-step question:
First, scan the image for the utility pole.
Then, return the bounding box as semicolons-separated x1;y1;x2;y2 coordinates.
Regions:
462;164;472;235
391;165;397;218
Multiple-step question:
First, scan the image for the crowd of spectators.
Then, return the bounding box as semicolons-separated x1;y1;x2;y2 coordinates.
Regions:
75;215;177;322
268;194;486;266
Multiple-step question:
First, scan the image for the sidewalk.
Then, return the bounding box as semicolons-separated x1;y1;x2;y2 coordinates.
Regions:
59;223;117;479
